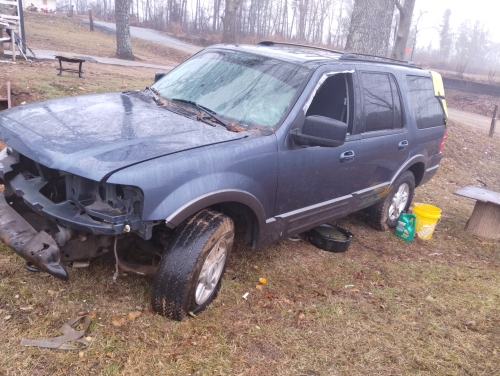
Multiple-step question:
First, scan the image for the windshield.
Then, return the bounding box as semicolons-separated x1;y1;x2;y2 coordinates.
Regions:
151;50;310;129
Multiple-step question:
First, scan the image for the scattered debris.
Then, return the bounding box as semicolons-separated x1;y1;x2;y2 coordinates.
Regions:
127;311;142;320
21;316;90;350
111;316;126;327
242;292;249;300
259;277;267;285
428;253;443;256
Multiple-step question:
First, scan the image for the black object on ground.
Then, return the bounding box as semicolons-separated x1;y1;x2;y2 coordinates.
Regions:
307;224;354;253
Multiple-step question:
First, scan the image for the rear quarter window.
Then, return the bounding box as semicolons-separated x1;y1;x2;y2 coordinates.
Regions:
406;76;446;129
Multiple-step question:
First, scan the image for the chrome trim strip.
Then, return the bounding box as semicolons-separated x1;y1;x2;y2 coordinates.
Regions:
352;182;390;195
426;165;440;172
275;194;352;219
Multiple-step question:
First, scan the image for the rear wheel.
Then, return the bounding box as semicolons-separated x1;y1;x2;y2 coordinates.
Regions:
151;209;234;320
367;171;415;231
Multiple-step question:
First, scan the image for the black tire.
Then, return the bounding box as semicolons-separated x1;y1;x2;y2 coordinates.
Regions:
151;209;234;321
367;171;415;231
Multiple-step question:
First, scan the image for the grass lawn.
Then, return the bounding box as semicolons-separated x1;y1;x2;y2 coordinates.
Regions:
0;30;499;376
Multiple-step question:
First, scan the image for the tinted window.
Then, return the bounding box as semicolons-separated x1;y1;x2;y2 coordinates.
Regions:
362;73;404;132
406;76;445;129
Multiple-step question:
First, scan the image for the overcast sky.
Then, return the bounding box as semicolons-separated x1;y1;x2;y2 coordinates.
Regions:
413;0;500;48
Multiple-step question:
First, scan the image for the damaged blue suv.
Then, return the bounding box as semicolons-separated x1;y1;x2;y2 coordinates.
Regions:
0;42;447;320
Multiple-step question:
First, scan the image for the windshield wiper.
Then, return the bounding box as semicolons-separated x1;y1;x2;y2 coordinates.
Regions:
146;87;163;106
170;98;230;128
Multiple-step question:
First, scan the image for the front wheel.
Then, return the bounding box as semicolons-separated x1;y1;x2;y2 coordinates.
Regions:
151;209;234;320
367;171;415;231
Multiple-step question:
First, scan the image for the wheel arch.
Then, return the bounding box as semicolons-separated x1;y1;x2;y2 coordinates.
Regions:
407;162;426;187
165;190;266;248
390;155;426;188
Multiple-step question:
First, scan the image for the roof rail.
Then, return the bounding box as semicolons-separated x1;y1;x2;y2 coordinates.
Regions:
340;51;420;68
258;41;421;69
257;41;344;55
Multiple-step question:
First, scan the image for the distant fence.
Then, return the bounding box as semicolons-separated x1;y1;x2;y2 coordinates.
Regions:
443;78;500;97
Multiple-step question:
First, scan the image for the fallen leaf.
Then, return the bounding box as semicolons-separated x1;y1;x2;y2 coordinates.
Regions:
111;316;126;327
425;295;435;302
79;351;84;358
127;311;142;320
47;290;55;296
188;311;197;318
255;284;263;291
4;315;11;321
253;265;259;270
88;311;97;319
20;306;34;311
106;352;114;358
259;277;267;285
265;291;275;300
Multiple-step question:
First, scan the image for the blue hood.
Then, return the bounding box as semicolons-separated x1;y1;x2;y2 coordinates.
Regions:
0;91;247;181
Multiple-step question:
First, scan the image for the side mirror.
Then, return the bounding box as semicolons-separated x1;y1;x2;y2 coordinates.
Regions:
291;116;347;147
154;72;166;83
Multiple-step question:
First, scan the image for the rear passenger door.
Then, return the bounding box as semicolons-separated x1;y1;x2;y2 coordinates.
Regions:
353;71;411;209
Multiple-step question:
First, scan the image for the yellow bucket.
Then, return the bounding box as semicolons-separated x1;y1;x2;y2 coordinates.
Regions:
412;203;442;240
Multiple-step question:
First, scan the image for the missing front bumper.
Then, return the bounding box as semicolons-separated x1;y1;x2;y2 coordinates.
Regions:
0;194;68;280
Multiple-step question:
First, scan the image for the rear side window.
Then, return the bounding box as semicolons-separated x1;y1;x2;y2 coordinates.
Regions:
361;73;404;132
406;76;445;129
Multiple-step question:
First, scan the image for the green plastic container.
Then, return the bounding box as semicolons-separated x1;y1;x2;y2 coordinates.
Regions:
394;212;416;242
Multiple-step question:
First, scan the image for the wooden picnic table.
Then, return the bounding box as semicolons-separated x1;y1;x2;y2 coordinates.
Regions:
55;55;85;78
454;185;500;239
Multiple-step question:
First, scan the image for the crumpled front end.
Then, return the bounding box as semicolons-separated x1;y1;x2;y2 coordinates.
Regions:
0;147;148;280
0;193;68;279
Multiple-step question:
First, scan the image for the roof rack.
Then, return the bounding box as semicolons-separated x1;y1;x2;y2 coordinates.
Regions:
258;40;420;69
257;41;344;55
340;52;416;65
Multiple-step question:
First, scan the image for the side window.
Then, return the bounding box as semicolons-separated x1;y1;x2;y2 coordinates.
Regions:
406;76;445;129
361;72;404;132
306;73;353;134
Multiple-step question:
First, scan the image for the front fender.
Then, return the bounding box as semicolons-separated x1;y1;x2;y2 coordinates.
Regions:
164;189;267;231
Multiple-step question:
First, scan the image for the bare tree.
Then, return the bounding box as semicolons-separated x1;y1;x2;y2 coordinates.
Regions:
439;9;452;61
222;0;243;43
115;0;134;60
345;0;395;55
392;0;415;60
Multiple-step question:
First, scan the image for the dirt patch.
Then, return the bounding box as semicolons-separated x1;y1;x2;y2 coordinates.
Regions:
446;89;500;118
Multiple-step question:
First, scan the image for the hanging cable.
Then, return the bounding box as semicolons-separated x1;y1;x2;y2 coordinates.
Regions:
112;235;119;282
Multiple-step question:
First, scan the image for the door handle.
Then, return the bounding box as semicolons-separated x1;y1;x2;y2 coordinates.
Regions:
340;150;355;163
398;140;409;150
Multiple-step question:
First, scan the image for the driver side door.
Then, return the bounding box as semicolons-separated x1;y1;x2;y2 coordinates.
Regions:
274;68;363;237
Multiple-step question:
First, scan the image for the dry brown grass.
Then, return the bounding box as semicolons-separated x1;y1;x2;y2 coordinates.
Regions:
23;12;190;66
1;58;500;375
0;60;158;108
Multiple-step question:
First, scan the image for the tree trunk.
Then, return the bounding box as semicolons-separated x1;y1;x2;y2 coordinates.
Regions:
392;0;416;60
465;201;500;239
89;9;94;31
345;0;394;56
115;0;134;60
221;0;242;43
